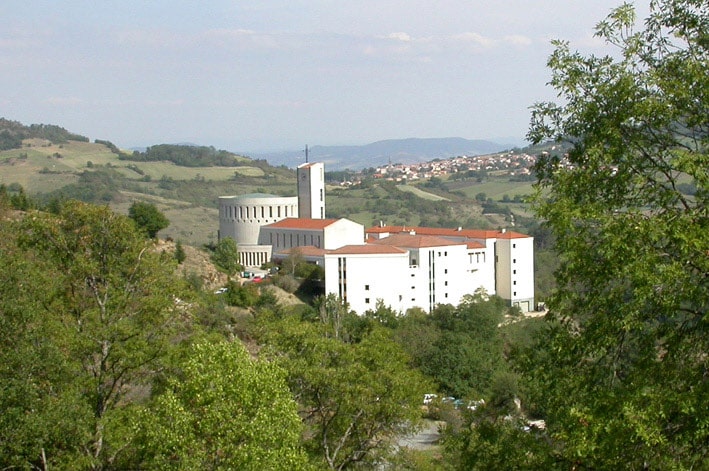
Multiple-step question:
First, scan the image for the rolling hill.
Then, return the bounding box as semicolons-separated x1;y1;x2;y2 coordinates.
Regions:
253;137;515;170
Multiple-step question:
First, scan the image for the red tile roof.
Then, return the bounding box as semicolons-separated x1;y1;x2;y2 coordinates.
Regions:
365;225;530;240
370;233;464;249
466;241;486;249
265;218;338;230
328;245;408;255
496;230;531;239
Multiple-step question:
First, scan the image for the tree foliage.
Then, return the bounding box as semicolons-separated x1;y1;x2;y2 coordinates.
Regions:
395;294;508;399
0;118;89;149
210;237;242;276
134;340;310;470
123;144;248;167
0;201;186;469
523;1;709;468
260;312;430;470
128;201;170;238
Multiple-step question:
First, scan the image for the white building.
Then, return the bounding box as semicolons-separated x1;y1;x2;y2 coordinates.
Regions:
217;162;535;313
364;225;534;312
494;230;535;312
260;217;365;254
218;193;298;267
297;162;325;219
323;245;410;314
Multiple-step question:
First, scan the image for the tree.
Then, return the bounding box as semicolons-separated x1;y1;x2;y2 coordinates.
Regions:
134;340;310;470
281;246;305;276
12;201;185;468
524;1;709;467
261;315;430;470
128;201;169;238
174;239;186;264
0;219;90;469
210;237;241;276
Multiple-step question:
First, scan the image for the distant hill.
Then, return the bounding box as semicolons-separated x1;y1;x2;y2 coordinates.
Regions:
0;117;89;150
253;137;514;170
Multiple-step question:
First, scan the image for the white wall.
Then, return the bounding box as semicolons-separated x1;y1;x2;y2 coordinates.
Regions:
323;219;365;249
495;235;535;311
324;251;410;314
219;195;298;245
466;245;496;295
297;162;325;219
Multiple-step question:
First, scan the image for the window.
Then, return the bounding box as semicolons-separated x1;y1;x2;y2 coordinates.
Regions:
411;273;415;277
411;286;415;290
513;258;516;263
444;281;448;286
513;281;517;285
399;295;403;301
513;269;516;274
444;269;448;274
514;291;517;296
513;243;516;248
444;251;448;256
365;284;370;291
365;298;370;304
445;293;448;298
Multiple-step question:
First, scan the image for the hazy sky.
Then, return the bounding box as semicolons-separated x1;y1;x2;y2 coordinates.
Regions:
1;1;649;152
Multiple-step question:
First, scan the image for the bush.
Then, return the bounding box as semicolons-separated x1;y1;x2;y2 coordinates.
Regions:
273;274;299;293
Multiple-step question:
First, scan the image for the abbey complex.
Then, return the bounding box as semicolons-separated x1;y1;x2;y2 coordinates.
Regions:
218;161;534;314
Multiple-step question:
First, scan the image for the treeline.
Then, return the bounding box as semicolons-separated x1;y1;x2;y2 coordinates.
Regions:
121;143;250;167
0;118;89;150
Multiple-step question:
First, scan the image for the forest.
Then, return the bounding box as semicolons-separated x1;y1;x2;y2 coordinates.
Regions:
0;0;707;469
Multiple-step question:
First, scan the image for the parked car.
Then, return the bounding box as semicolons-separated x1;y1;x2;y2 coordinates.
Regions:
214;287;228;294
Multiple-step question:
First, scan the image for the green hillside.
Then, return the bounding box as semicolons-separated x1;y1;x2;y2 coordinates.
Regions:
0;118;542;247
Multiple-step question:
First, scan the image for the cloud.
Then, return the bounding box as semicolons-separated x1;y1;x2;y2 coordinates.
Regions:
503;34;533;47
453;32;495;48
387;32;412;42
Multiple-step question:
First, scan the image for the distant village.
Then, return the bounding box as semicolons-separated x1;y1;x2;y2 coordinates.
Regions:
332;149;543;185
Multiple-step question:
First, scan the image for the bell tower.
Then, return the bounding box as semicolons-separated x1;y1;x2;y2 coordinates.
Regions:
297;154;325;219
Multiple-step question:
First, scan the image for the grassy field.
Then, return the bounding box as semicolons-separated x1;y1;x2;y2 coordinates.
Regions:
112;191;220;246
113;162;265;181
0;140;266;190
447;179;535;200
395;184;449;201
1;138;541;245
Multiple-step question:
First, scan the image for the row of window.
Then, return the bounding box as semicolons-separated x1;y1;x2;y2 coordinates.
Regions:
222;204;297;220
268;232;322;248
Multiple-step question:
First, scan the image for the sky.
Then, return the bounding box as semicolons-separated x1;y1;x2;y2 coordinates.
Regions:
0;1;650;152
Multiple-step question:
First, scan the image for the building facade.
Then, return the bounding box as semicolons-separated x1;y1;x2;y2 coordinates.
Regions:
218;193;298;267
260;217;365;252
364;225;534;312
297;162;325;219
